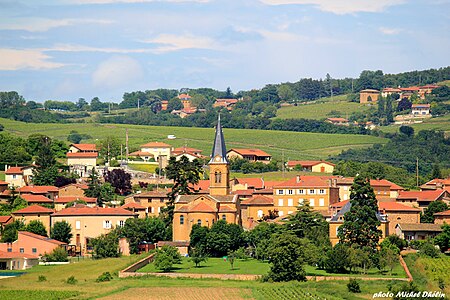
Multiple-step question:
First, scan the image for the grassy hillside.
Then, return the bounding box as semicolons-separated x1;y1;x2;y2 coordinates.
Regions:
381;114;450;134
276;95;371;120
0;118;387;161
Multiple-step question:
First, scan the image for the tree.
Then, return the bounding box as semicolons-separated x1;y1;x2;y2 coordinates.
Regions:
379;247;398;275
32;136;58;185
154;245;182;272
431;163;443;179
25;220;47;237
435;224;450;252
385;95;394;123
43;247;68;262
397;97;412;112
421;201;449;223
265;233;310;282
67;130;91;144
225;87;233;99
1;220;25;242
122;217;168;254
338;175;382;250
91;230;120;259
104;169;132;195
228;251;236;270
51;221;73;244
189;224;210;254
325;243;350;273
167;98;183;111
399;125;414;137
163;156;202;223
189;247;208;267
277;84;294;101
97;136;121;163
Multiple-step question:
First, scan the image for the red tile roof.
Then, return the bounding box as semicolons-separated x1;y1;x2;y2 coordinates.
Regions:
287;160;335;168
66;152;98;158
5;167;23;174
0;215;13;224
382;88;402;92
191;180;210;191
263;181;283;188
434;209;450;216
188;202;216;213
369;179;404;189
71;144;97;151
232;189;254;196
13;205;54;214
411;104;430;108
0;180;8;185
397;190;446;202
59;183;89;190
400;86;420;92
330;200;349;208
20;194;53;203
378;202;420;211
18;185;59;193
51;205;136;216
327;118;348;122
178;93;191;99
228;148;271;157
55;196;97;204
236;178;264;189
134;191;169;198
129;151;154;157
122;202;146;209
219;205;236;212
241;195;273;206
275;175;332;188
18;231;66;245
0;250;38;259
140;142;172;148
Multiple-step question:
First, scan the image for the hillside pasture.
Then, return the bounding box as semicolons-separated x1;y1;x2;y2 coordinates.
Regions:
0;118;387;161
381;114;450;134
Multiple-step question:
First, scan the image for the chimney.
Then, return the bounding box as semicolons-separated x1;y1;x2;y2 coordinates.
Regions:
333;179;337;187
296;175;300;183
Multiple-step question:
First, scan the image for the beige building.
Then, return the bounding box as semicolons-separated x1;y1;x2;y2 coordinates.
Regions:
130;142;172;167
434;209;450;224
378;202;421;236
227;148;272;164
396;190;450;211
286;160;335;173
240;195;274;229
124;191;170;217
359;89;380;104
4;166;34;188
395;223;443;241
11;205;54;235
67;144;98;177
51;205;136;253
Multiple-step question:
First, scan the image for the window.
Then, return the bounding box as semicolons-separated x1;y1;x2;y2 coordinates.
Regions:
12;175;17;179
7;248;12;252
278;199;283;206
257;210;263;218
151;207;154;213
104;220;111;229
343;194;348;200
298;189;305;194
32;248;37;253
214;171;222;183
319;189;326;194
180;215;184;225
277;189;284;195
20;248;24;253
309;199;315;206
319;198;325;207
309;189;315;194
288;199;293;207
118;220;125;227
197;219;202;226
288;189;293;195
158;207;161;213
343;186;348;191
222;214;226;221
76;221;81;230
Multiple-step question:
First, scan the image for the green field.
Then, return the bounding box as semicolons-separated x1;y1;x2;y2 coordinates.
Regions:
0;255;407;300
127;163;158;173
276;95;371;120
0;118;387;161
381;114;450;134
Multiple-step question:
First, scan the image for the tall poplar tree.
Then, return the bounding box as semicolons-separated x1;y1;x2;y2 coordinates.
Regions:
32;136;58;185
338;175;382;250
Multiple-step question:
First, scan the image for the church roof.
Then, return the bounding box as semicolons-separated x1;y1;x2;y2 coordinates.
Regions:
175;194;236;204
210;114;228;164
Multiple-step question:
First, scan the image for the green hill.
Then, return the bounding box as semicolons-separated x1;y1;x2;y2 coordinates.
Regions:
0;118;387;161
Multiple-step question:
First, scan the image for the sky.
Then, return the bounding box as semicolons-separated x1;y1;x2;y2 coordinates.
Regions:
0;0;449;103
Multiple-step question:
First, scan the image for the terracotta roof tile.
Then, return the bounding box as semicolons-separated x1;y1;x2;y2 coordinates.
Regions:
228;148;271;157
66;152;98;158
236;178;264;189
52;205;136;216
330;200;349;208
0;180;9;185
20;194;53;203
241;195;273;206
378;202;420;211
18;185;59;193
18;231;66;245
140;142;171;148
13;205;54;214
397;223;443;232
188;202;217;213
0;250;38;259
287;160;335;168
5;167;23;174
55;196;97;203
129;151;154;157
59;183;89;190
71;144;97;151
218;205;236;212
434;209;450;216
122;202;146;209
397;190;446;201
275;175;332;188
0;215;13;224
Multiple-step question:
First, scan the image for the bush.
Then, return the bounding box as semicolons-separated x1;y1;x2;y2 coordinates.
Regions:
43;247;69;262
408;240;426;250
96;272;113;282
38;275;47;282
66;276;77;284
419;242;440;258
347;279;361;293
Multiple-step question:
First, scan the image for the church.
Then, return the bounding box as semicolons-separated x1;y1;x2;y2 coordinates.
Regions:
172;116;240;242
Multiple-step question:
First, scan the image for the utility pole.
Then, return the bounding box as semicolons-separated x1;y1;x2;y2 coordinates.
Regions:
125;128;129;163
416;157;419;188
137;98;140;110
282;149;285;178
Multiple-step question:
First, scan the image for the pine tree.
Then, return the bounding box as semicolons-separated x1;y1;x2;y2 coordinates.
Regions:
431;163;442;179
338;175;382;250
32;136;58;185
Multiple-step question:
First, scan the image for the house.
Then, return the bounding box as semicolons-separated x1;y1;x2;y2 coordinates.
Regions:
124;191;169;217
396;190;449;210
58;183;89;197
213;99;239;110
0;231;66;257
67;144;98;177
359;89;380;104
326;118;349;126
231;177;265;191
434;209;450;225
172;147;206;162
381;88;402;98
0;251;39;270
0;180;9;194
178;93;192;109
286;160;335;173
121;202;147;218
11;205;54;235
172;115;239;242
329;201;389;246
420;178;450;190
161;100;168;111
227;148;272;164
395;223;443;241
273;175;340;216
130;142;172;166
370;179;404;201
51;204;137;254
4;166;34;188
418;85;439;99
378;202;421;236
240;195;274;229
54;196;97;211
18;185;59;200
411;104;431;116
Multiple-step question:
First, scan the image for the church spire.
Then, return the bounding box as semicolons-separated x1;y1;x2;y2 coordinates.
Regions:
210;114;228;163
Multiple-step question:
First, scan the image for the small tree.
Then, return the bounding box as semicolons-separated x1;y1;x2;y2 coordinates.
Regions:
1;220;25;242
325;243;349;273
32;136;59;186
189;247;208;267
435;224;450;252
154;245;182;272
43;247;69;262
379;247;398;275
51;221;73;244
228;251;236;270
91;231;120;259
421;201;449;223
104;169;132;195
25;220;48;237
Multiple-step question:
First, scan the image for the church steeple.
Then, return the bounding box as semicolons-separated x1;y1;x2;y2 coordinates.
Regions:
210;114;228;164
209;114;230;195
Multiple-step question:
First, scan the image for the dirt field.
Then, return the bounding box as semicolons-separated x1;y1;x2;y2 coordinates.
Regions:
101;287;253;300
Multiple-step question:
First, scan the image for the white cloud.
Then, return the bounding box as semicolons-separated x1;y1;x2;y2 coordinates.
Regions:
379;27;402;35
92;55;144;88
0;18;113;32
0;49;65;70
140;34;217;53
45;43;154;53
259;0;406;14
70;0;209;3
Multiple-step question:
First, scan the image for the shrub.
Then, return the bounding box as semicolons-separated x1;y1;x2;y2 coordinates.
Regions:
43;247;68;262
408;240;426;250
96;272;113;282
66;276;77;285
419;242;440;258
437;277;445;291
347;279;361;293
38;275;47;282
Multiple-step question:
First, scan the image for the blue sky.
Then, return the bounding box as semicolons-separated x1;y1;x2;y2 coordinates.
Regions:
0;0;449;102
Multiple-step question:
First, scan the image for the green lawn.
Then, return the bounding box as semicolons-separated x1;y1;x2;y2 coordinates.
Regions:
304;264;406;278
139;257;270;275
127;163;158;173
0;118;387;161
0;171;4;181
276;98;370;120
